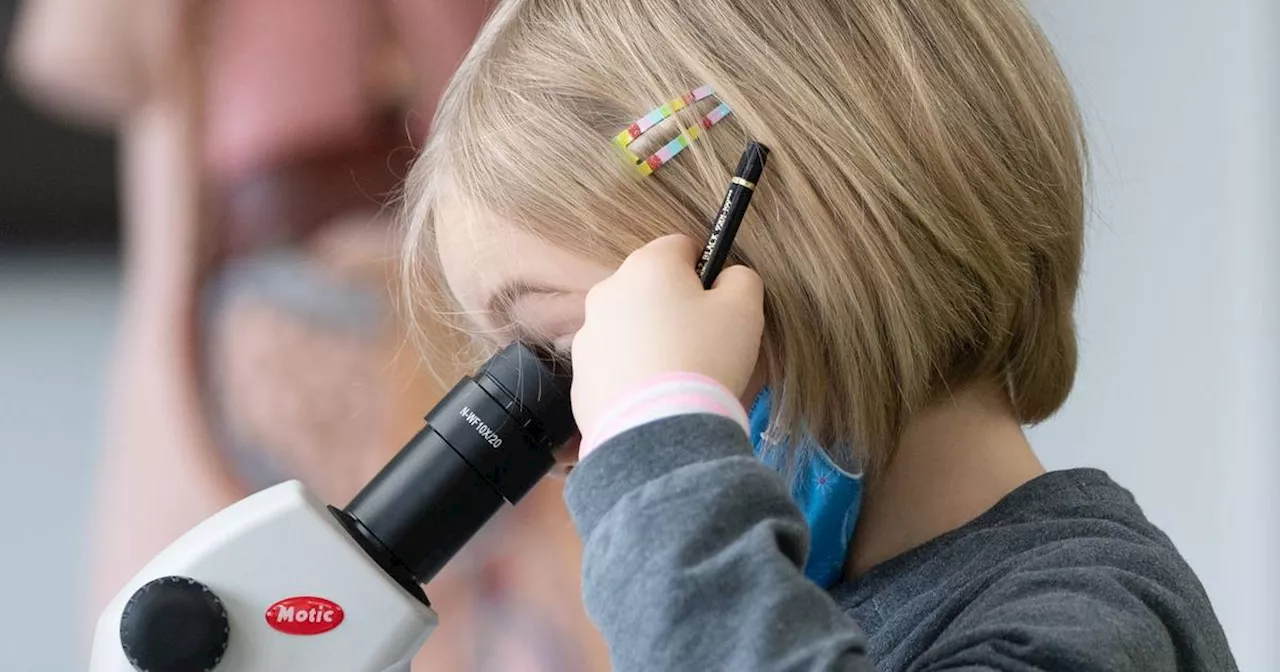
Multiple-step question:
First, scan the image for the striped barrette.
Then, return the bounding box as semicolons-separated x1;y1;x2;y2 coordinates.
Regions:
612;85;734;176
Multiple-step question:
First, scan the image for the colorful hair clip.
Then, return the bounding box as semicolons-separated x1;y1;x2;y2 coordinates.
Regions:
613;85;734;176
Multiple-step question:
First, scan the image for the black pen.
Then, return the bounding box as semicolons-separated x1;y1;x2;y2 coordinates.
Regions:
696;142;770;288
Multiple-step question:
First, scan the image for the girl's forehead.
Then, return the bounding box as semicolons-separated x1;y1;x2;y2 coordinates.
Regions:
433;204;614;315
433;205;524;309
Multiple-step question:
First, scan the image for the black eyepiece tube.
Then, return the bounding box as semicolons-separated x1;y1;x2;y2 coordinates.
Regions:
338;342;575;586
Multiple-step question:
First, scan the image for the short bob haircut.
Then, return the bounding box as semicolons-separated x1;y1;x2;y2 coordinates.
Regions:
403;0;1086;475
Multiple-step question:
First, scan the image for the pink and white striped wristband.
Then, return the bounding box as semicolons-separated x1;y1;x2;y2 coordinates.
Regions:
580;372;750;457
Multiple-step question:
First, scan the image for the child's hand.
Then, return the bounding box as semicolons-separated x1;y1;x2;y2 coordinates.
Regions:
570;235;764;451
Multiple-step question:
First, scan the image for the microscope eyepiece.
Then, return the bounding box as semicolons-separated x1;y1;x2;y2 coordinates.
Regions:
338;342;575;588
477;341;577;453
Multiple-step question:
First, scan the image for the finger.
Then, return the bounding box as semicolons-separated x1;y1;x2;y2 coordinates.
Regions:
710;264;764;304
569;324;592;368
617;234;703;286
581;276;613;315
637;234;701;267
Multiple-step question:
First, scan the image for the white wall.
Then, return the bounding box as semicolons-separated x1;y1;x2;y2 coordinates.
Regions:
0;255;118;670
1026;2;1278;669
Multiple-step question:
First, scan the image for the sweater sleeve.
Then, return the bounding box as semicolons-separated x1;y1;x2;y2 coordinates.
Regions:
563;413;874;671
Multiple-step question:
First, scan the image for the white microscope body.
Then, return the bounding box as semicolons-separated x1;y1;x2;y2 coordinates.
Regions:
88;343;575;672
89;481;436;672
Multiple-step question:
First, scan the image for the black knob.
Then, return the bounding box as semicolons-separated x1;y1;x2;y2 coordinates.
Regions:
120;576;230;672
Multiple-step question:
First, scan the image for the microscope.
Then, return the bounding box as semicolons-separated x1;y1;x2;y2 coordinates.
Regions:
89;139;769;671
89;342;575;672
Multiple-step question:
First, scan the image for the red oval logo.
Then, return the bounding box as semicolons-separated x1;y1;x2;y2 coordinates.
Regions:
265;596;345;635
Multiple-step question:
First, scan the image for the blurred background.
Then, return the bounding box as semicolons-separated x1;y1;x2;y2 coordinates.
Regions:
0;0;1276;670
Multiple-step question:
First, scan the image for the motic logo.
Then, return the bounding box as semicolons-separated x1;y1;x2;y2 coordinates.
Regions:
265;596;345;635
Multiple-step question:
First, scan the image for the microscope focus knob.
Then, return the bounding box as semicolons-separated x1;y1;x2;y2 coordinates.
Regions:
120;576;230;672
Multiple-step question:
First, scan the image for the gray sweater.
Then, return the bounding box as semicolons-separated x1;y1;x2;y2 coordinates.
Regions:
564;414;1236;671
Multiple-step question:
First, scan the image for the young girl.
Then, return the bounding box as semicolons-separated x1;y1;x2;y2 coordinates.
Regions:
403;0;1236;669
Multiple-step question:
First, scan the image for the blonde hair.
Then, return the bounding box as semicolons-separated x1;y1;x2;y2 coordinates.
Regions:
403;0;1085;475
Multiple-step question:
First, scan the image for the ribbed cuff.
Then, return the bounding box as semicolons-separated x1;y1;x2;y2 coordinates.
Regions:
581;372;749;455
